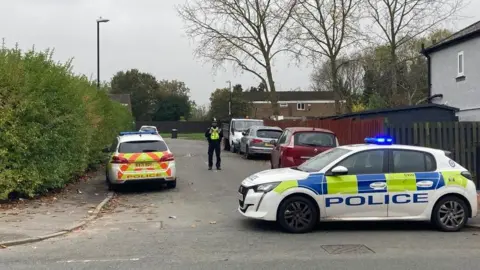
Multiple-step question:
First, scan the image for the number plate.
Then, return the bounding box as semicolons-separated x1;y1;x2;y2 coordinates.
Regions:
135;162;151;168
238;193;244;202
264;143;272;147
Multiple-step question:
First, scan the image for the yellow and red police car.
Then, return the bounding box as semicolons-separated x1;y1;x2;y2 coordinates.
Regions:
105;131;176;190
238;137;477;233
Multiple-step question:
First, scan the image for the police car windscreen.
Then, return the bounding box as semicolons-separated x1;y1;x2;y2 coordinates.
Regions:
118;141;168;153
294;132;336;147
141;127;156;132
257;129;282;139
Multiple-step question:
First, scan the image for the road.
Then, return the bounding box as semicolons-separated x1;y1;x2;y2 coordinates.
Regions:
1;139;480;270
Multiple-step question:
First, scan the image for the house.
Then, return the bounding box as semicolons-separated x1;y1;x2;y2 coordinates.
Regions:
108;94;132;113
242;91;337;119
421;20;480;121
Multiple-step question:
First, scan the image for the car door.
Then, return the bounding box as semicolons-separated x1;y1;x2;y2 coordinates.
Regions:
271;130;288;168
386;149;437;217
324;149;388;218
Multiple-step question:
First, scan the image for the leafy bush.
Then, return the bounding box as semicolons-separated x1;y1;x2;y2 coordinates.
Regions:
0;46;132;199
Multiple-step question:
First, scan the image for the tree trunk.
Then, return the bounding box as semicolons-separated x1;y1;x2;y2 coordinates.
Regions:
330;59;342;115
390;44;398;107
265;62;279;117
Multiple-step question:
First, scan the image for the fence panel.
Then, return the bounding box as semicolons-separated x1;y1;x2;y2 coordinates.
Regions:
265;118;385;145
386;121;480;185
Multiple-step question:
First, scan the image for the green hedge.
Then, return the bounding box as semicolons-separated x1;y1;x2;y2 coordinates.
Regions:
0;46;132;200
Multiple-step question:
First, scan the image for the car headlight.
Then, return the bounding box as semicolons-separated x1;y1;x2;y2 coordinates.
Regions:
253;182;280;193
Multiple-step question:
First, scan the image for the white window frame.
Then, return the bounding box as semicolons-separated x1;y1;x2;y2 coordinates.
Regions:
457;51;464;77
297;102;305;110
279;103;288;107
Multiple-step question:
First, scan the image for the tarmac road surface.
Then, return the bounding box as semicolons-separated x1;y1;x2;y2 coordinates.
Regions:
1;138;480;270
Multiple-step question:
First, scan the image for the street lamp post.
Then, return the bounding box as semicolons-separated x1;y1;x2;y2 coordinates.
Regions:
226;80;232;116
96;17;109;89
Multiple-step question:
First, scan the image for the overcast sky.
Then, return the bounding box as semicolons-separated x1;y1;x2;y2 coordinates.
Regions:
1;0;479;106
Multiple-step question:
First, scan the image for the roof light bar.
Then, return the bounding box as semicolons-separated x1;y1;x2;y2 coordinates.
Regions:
119;131;157;136
364;136;393;145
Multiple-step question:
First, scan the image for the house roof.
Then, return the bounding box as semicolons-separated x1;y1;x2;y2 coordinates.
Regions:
242;91;335;101
332;104;459;120
422;20;480;55
108;94;132;112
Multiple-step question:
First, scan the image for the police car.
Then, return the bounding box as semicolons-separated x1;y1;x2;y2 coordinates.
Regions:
238;137;477;233
104;131;176;190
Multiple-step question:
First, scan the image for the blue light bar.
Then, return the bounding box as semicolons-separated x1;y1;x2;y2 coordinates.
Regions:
364;136;393;145
119;131;157;136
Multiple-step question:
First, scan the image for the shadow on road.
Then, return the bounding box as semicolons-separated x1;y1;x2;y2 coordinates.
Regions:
239;219;436;234
111;182;175;195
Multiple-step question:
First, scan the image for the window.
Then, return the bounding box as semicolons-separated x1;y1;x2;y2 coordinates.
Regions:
279;103;288;107
298;147;351;172
297;103;305;110
392;150;436;173
257;129;282;139
294;132;336;147
232;120;264;131
457;51;464;77
336;150;386;175
118;140;168;153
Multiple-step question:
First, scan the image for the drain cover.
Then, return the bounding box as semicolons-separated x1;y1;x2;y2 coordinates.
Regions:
321;245;374;254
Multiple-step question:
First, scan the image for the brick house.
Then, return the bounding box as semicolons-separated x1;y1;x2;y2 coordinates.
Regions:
242;91;337;119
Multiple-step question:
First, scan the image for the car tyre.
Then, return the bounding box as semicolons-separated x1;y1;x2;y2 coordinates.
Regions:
166;180;177;189
107;181;117;192
432;195;468;232
277;195;318;233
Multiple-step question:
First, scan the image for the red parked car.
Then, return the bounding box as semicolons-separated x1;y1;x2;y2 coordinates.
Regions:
270;127;339;169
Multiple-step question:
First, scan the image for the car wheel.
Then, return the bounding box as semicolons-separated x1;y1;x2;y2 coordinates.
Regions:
244;146;251;159
432;195;468;232
166;180;177;189
277;195;318;233
107;181;117;191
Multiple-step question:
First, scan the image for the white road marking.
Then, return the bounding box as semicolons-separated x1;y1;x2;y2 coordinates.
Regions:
57;258;141;263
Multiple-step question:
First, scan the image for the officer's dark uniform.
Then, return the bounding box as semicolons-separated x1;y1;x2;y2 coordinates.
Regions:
205;120;223;170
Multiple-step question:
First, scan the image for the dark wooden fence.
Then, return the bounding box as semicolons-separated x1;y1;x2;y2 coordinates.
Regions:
265;118;385;145
135;121;211;133
385;122;480;183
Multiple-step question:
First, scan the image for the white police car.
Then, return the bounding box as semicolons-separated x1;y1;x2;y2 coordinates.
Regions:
238;137;477;233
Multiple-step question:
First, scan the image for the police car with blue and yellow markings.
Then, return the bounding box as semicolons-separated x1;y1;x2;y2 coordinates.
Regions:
238;137;477;233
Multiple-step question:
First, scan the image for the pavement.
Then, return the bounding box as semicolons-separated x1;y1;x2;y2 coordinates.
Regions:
0;169;113;246
1;139;480;270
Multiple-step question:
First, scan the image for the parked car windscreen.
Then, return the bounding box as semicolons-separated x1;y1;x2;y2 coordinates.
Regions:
294;132;336;147
118;141;168;153
297;147;351;172
256;129;282;139
140;127;157;132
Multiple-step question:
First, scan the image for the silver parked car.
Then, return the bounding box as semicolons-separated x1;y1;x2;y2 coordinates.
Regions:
239;126;283;159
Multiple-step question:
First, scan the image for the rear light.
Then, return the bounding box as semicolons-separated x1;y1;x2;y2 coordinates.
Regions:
111;156;128;164
461;171;472;180
160;152;175;161
251;139;262;144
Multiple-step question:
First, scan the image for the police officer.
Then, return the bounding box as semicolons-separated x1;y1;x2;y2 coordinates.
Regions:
205;118;223;170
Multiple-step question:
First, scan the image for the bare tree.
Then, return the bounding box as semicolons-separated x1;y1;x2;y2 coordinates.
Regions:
177;0;297;116
289;0;362;114
365;0;465;105
311;56;364;112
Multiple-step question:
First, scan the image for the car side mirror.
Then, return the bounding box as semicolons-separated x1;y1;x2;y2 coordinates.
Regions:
327;166;348;176
102;147;110;153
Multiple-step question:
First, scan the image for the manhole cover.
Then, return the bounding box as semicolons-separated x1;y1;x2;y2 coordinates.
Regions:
321;244;374;254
